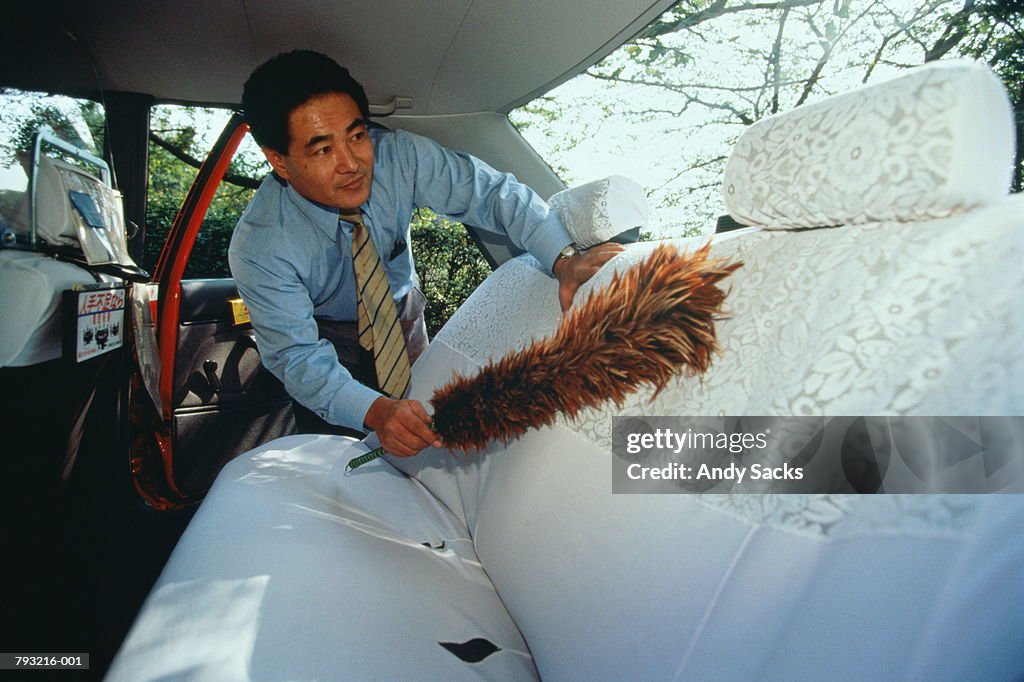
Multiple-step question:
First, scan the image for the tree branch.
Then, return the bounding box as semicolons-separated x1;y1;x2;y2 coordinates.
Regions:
768;7;791;114
925;0;976;61
149;131;261;190
794;13;834;106
863;25;900;82
639;0;822;38
585;69;806;95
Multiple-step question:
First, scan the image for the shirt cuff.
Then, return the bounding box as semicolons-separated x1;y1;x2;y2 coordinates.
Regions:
328;379;384;433
530;212;575;275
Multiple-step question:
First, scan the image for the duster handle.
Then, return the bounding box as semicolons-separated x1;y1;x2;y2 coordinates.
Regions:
345;447;385;472
345;421;436;472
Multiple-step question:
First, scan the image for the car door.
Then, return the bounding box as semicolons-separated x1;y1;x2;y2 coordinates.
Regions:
130;113;294;508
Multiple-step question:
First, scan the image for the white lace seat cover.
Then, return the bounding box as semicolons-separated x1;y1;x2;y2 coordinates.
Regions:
393;203;1024;678
547;174;649;247
723;60;1014;227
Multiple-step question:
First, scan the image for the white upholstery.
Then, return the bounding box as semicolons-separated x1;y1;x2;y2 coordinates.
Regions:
390;203;1024;678
723;60;1015;228
547;175;648;247
110;61;1024;680
0;250;112;367
106;435;537;681
394;194;1024;510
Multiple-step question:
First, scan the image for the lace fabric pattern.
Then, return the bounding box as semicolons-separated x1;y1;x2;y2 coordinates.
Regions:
546;175;648;248
425;194;1023;538
433;254;561;363
690;494;982;541
723;61;1014;228
571;201;1022;440
547;178;616;248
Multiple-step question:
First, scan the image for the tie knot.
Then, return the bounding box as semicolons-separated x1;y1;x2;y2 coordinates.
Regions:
341;211;363;226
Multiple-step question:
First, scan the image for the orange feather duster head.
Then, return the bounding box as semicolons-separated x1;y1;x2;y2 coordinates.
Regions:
429;242;743;452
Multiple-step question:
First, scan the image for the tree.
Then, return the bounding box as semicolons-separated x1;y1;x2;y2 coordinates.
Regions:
512;0;1024;238
409;209;492;336
143;106;264;278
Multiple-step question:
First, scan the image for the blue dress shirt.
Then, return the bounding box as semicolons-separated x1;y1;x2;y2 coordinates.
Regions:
228;126;572;431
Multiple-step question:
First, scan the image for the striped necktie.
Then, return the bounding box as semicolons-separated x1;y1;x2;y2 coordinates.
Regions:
343;211;411;399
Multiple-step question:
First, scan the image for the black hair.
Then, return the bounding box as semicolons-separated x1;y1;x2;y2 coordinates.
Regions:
242;50;371;154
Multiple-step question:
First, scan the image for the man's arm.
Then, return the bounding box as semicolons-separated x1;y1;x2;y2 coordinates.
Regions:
397;131;622;309
231;242;441;455
228;245;382;432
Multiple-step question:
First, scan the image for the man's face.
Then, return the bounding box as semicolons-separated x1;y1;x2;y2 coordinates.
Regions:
262;92;374;211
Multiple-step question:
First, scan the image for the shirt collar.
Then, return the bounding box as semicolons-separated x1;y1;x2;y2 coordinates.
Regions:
281;178;348;241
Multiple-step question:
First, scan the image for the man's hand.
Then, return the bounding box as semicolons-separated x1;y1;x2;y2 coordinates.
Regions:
363;396;442;457
553;242;625;312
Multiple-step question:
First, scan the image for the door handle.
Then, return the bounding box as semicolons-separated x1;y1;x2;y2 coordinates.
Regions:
202;359;222;392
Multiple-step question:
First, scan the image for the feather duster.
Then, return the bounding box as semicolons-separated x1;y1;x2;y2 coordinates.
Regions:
347;242;742;470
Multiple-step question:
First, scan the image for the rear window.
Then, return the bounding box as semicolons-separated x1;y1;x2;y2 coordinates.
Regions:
511;0;1023;238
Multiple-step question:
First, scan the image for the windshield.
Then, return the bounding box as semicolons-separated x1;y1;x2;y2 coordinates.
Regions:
511;0;1023;239
0;89;105;236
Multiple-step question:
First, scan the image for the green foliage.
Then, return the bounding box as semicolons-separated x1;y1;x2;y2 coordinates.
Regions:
142;125;191;272
0;90;104;167
410;208;492;336
143;107;260;278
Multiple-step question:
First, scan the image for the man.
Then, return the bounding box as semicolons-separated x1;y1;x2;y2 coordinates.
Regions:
229;50;622;458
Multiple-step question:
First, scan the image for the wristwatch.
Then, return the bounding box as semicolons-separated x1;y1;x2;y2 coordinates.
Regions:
556;243;580;263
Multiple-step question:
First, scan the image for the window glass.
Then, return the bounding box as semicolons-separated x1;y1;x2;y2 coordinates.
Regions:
145;104;267;278
511;0;1023;239
0;88;105;239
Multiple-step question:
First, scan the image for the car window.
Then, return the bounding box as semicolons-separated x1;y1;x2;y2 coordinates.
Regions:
410;208;491;336
144;104;266;279
511;0;1023;239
